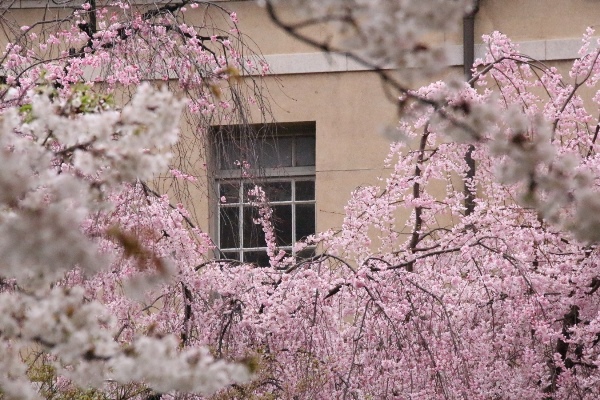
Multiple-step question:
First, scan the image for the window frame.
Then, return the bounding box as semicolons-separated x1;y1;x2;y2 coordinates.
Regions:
211;121;316;265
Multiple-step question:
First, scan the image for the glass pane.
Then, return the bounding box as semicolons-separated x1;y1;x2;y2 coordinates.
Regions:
219;182;240;204
264;181;292;202
243;251;270;267
219;207;239;249
272;205;293;246
243;183;267;203
219;140;242;170
243;182;292;203
243;206;266;248
221;251;241;261
295;204;315;240
295;136;316;167
243;183;259;203
258;136;293;168
296;180;315;201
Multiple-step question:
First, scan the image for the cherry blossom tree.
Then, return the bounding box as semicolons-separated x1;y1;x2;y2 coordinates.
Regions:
0;1;267;398
179;31;600;398
0;81;255;398
1;0;273;205
180;2;600;397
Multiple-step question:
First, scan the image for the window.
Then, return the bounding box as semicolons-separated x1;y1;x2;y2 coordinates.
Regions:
213;122;316;266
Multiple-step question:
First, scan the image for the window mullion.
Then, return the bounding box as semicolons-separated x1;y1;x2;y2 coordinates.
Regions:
291;179;296;254
238;184;244;261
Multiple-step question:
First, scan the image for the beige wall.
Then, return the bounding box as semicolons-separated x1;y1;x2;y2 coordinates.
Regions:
477;0;600;42
224;0;600;54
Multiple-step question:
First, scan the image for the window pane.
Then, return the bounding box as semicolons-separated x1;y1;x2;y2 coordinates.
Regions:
296;180;315;201
221;251;240;261
242;183;265;203
219;207;239;249
295;204;315;241
258;136;293;168
243;183;258;203
243;182;292;203
295;136;316;166
219;182;240;204
243;206;266;248
219;140;242;170
272;205;293;246
264;181;292;202
243;251;270;267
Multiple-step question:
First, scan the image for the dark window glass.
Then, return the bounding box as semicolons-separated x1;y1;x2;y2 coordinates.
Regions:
221;251;240;261
219;207;239;249
219;182;240;204
263;181;292;202
244;182;292;203
296;204;315;241
243;183;259;203
243;251;270;267
243;206;265;248
296;180;315;201
219;140;242;170
215;123;315;170
272;205;293;246
258;136;293;168
295;136;316;166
